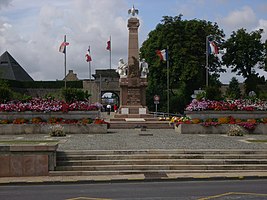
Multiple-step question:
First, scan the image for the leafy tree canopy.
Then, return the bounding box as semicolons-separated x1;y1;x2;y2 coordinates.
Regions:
140;15;225;113
222;28;266;79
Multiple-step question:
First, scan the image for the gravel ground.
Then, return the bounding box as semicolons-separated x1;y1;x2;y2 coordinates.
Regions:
0;129;267;150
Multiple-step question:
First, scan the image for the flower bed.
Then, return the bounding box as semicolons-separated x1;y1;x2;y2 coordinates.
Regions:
171;116;267;134
185;99;267;112
0;117;110;135
0;98;102;112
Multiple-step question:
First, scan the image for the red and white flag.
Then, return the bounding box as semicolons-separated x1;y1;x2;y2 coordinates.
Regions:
59;41;69;53
85;47;92;62
156;49;168;61
106;39;111;51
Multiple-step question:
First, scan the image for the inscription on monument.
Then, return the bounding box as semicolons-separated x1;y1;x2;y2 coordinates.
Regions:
127;88;141;105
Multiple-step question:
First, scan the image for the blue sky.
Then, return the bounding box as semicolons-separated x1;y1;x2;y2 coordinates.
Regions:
0;0;267;83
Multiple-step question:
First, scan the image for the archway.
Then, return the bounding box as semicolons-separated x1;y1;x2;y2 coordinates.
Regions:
101;91;119;112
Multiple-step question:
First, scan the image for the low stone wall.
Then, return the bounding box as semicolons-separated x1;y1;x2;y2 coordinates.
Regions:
0;143;58;177
0;111;100;120
185;111;267;120
175;124;267;134
0;124;107;135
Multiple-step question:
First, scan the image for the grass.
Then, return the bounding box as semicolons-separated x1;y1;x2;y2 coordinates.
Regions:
246;140;267;143
0;140;59;145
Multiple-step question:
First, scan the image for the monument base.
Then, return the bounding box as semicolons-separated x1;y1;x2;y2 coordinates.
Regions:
114;105;153;118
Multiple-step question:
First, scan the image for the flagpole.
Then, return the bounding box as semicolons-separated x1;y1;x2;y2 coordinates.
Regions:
167;46;170;116
206;35;211;87
89;50;92;102
64;35;67;89
109;36;111;69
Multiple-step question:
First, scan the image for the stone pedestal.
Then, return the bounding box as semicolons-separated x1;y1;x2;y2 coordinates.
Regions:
116;15;151;118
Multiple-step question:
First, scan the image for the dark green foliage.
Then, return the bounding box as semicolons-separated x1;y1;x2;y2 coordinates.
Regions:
222;28;266;91
226;77;241;99
205;86;222;101
0;80;12;103
140;15;224;112
61;88;90;103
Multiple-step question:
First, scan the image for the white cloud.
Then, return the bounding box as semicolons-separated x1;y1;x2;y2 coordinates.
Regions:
255;19;267;41
220;6;257;36
0;0;130;81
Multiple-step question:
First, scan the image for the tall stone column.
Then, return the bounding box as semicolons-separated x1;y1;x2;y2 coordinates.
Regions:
117;7;149;117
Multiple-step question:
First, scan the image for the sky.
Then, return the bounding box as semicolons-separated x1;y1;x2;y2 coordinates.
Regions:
0;0;267;83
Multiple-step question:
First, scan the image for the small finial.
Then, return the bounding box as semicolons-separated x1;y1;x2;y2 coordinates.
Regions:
128;4;139;17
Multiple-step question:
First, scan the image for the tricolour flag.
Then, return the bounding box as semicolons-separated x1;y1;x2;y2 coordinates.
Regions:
106;40;111;51
156;49;168;61
208;41;219;55
59;41;69;53
85;47;92;62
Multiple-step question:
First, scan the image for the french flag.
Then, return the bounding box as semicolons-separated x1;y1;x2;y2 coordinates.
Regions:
156;49;168;61
85;47;92;62
208;41;219;55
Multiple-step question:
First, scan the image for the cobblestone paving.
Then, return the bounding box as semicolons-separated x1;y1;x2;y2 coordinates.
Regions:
0;129;266;150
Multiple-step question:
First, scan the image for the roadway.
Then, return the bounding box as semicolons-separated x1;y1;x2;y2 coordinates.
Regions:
1;179;267;200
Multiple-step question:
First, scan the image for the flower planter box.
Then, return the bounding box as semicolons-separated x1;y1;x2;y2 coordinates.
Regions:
185;111;267;120
0;111;100;120
175;124;267;134
0;124;107;135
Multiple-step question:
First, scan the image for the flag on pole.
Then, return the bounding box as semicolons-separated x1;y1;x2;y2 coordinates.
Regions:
59;41;69;53
85;46;92;62
156;49;168;61
208;41;219;55
106;39;111;51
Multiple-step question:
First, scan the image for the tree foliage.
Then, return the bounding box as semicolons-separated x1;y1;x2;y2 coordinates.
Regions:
222;28;266;79
140;15;224;113
226;77;241;99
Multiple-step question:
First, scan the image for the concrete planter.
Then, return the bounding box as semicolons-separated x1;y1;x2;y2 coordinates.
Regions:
0;124;107;135
0;111;100;120
185;111;267;120
175;124;267;134
0;143;58;177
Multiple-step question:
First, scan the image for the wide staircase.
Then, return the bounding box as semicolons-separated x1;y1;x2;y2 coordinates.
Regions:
49;149;267;176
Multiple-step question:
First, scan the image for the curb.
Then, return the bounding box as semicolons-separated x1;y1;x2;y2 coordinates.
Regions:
1;175;267;185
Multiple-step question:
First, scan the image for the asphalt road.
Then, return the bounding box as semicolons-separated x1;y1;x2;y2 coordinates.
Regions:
1;179;267;200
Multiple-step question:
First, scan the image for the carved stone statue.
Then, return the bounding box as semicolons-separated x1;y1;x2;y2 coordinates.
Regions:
116;58;128;77
140;58;149;78
128;5;139;17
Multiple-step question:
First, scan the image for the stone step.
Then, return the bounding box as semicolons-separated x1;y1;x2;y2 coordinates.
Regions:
56;159;267;166
55;164;267;171
56;154;267;161
109;121;172;129
49;169;267;176
56;149;267;155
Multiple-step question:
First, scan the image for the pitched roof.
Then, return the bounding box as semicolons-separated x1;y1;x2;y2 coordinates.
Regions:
0;51;34;81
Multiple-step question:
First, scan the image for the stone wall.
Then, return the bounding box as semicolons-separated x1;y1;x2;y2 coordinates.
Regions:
0;124;107;135
0;111;100;120
175;124;267;134
0;144;58;177
185;111;267;120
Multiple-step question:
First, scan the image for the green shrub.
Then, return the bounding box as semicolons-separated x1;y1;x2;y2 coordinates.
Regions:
61;88;90;103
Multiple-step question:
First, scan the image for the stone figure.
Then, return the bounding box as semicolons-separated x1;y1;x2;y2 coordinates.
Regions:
140;58;149;78
116;58;128;77
128;5;139;17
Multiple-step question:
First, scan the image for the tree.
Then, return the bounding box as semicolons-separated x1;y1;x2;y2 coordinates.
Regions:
140;15;225;113
226;77;241;99
222;28;266;94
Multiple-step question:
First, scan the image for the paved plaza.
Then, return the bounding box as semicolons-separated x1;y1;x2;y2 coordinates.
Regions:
0;129;266;151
